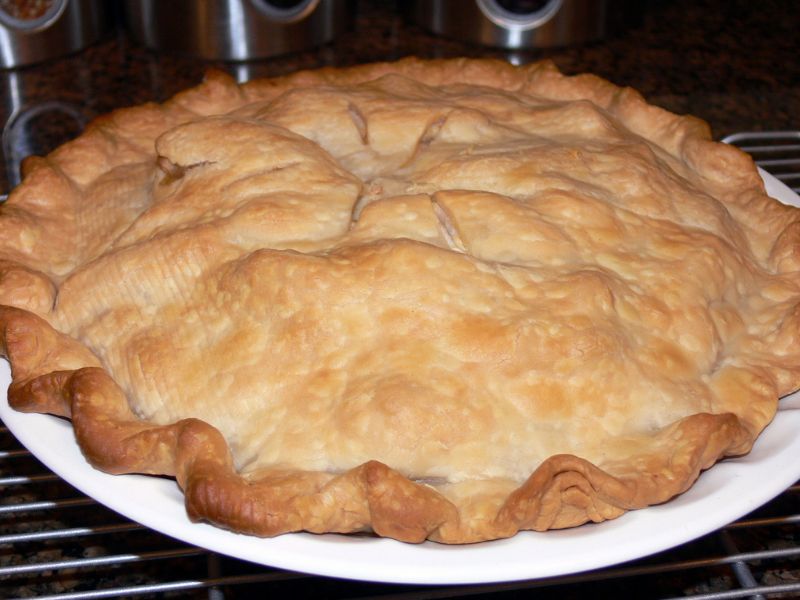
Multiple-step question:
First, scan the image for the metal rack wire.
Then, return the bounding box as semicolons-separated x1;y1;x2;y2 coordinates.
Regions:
723;131;800;194
1;133;799;599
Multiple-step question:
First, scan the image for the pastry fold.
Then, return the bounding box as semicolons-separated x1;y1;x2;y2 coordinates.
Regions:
1;58;798;543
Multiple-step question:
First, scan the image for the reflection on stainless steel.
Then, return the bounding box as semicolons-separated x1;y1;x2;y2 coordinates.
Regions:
0;0;109;68
122;0;355;61
1;69;85;188
411;0;631;48
2;99;85;187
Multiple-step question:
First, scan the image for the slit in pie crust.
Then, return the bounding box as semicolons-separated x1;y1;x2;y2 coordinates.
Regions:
1;58;799;543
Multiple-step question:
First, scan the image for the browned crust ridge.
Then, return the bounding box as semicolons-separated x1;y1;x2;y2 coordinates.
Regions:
0;305;760;543
0;58;797;543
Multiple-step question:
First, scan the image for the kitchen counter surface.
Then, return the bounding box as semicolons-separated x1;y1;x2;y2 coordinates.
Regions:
1;0;798;193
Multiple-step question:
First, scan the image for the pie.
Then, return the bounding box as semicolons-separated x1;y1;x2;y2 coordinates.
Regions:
1;58;798;544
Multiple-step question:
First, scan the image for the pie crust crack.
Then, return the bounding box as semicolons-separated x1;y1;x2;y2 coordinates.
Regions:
1;58;798;543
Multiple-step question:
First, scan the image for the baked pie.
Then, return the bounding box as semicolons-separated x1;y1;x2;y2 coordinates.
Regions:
1;58;798;543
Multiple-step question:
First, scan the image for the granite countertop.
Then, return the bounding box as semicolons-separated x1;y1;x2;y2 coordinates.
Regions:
1;0;798;193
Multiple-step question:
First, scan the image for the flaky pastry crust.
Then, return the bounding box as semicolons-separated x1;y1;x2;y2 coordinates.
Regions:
1;58;799;543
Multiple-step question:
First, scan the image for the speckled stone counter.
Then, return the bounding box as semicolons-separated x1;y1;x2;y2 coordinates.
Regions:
1;0;798;193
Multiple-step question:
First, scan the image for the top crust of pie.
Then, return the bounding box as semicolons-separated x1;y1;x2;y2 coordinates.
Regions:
1;58;799;543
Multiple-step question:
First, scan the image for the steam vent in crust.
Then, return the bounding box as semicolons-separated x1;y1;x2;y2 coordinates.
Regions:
1;58;799;543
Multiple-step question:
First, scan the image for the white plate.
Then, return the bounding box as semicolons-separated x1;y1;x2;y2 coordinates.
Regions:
2;169;800;586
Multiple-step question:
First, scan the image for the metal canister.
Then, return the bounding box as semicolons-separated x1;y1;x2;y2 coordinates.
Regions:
0;0;110;68
123;0;355;61
411;0;634;49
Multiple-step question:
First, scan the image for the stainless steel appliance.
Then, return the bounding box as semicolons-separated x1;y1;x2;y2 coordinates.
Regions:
412;0;632;48
123;0;355;60
0;0;110;68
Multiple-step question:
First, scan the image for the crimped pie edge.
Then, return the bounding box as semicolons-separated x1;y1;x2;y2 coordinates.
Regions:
0;58;797;543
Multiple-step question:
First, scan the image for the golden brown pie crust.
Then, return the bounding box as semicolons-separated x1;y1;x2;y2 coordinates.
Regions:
1;58;799;543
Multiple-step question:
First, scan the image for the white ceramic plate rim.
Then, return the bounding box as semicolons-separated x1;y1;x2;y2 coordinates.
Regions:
2;169;799;585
